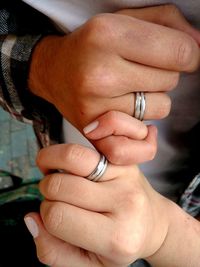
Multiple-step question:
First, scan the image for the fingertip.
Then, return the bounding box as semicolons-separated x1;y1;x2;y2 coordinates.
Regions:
186;27;200;46
147;125;158;137
139;121;148;139
145;125;158;160
24;213;40;239
25;212;66;267
83;120;99;135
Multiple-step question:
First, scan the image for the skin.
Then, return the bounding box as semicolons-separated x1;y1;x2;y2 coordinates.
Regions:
25;143;200;267
28;4;200;164
24;4;200;267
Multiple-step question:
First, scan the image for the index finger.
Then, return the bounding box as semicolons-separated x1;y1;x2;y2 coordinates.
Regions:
92;14;200;72
36;144;122;181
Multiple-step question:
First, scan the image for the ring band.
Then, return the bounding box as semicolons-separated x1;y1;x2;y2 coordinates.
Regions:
86;154;108;182
134;92;146;121
139;92;146;121
134;92;141;119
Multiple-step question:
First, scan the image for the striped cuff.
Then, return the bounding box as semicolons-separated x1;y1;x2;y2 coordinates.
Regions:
0;34;41;121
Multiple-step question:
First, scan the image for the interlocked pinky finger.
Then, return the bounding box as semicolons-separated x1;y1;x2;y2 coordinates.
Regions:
24;213;104;267
93;125;157;165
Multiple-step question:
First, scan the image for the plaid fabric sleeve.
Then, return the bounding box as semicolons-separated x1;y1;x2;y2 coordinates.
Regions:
179;173;200;217
0;32;41;122
0;2;63;146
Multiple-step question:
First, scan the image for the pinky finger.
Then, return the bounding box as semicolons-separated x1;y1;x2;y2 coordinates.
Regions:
83;111;148;141
93;125;157;165
24;213;102;267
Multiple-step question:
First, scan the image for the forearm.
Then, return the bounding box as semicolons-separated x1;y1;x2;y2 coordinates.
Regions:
147;201;200;267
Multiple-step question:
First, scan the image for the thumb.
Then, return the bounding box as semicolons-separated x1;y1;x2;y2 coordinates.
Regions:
24;213;114;267
24;212;91;267
116;4;200;45
24;213;64;266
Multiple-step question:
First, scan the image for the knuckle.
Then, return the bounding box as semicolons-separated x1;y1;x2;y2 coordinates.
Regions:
41;202;64;234
108;230;134;262
106;136;145;165
108;207;145;262
115;173;144;204
77;64;114;97
63;144;86;164
120;192;138;210
110;178;149;258
87;66;114;96
84;14;114;45
37;247;58;266
44;174;62;199
106;139;128;164
175;37;199;71
106;110;119;125
119;190;146;212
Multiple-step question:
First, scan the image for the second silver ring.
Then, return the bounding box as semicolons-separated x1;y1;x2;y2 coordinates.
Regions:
134;92;146;121
86;154;108;182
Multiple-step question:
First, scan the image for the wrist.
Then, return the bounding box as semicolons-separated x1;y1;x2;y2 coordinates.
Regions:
28;35;64;103
144;198;174;260
142;193;172;259
146;200;200;267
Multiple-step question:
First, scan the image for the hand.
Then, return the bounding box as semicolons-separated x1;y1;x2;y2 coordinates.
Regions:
25;144;172;267
29;4;200;127
83;111;158;164
28;4;200;164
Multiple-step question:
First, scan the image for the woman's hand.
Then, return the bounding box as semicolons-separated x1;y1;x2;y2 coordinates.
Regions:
25;143;200;267
25;143;172;267
83;111;158;164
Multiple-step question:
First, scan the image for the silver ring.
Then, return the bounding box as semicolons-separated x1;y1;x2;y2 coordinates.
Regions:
86;154;108;182
134;92;146;121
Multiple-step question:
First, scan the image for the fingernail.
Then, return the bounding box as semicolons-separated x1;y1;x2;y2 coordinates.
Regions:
24;217;39;238
83;121;99;134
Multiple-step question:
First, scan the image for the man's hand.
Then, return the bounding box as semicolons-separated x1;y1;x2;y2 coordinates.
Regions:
29;4;200;127
28;5;200;164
